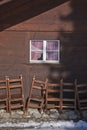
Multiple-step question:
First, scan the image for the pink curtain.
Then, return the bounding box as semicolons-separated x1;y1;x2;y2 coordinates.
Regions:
46;41;58;60
31;41;43;60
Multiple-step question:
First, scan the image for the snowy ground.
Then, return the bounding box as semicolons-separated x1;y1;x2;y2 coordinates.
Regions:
25;128;87;130
0;108;87;129
0;120;87;129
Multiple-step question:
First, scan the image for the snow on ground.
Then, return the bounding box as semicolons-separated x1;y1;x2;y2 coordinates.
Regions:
0;109;87;129
0;120;87;128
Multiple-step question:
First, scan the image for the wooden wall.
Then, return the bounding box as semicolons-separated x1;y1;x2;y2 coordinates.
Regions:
0;0;87;101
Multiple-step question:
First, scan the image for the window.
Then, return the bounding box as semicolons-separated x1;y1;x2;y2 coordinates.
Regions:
30;40;60;63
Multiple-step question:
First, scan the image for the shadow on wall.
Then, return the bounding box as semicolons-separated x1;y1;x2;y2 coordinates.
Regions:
49;0;87;83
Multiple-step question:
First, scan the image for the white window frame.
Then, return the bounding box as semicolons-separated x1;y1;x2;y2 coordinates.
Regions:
30;40;60;63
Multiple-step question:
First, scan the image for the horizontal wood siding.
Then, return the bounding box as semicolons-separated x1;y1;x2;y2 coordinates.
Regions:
0;0;87;101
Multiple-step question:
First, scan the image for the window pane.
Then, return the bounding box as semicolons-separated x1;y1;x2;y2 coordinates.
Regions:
46;41;58;50
30;40;60;63
31;40;43;51
46;40;59;61
46;52;58;60
31;52;43;60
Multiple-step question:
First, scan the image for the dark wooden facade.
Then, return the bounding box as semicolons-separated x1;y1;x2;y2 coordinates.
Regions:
0;0;87;101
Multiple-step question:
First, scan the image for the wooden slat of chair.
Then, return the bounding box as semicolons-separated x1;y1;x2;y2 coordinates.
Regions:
60;79;76;112
0;78;8;112
75;79;87;113
27;76;47;113
46;81;61;112
7;75;25;113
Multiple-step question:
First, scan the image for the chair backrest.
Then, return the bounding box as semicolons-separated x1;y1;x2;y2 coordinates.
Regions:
7;75;25;112
60;78;76;111
29;75;47;98
75;79;87;112
46;82;61;99
45;80;61;112
27;75;48;112
0;79;8;99
0;78;8;111
7;75;24;99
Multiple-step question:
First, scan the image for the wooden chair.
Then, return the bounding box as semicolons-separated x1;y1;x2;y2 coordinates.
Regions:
45;81;61;112
60;79;76;112
27;76;47;113
0;79;8;112
75;79;87;115
7;75;25;113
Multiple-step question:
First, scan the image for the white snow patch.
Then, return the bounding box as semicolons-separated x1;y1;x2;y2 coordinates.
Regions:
40;120;75;128
0;120;87;128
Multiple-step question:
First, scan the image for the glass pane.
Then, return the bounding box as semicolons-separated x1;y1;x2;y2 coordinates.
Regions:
31;52;43;60
31;40;43;51
46;52;58;60
46;41;58;50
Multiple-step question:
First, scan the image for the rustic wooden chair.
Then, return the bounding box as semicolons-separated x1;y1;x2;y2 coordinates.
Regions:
7;75;25;113
60;79;76;112
75;79;87;115
45;81;61;112
0;78;8;112
27;76;47;113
